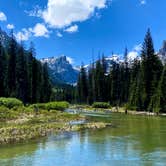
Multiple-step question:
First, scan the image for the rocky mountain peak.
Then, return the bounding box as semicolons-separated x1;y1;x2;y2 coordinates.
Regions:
41;55;79;85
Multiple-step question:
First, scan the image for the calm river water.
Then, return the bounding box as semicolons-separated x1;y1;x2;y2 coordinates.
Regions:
0;113;166;166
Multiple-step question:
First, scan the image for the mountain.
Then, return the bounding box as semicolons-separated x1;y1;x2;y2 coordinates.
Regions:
0;28;11;46
158;40;166;64
41;55;79;85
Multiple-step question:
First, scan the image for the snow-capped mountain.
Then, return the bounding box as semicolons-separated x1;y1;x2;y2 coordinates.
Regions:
158;40;166;64
0;28;11;45
41;55;79;85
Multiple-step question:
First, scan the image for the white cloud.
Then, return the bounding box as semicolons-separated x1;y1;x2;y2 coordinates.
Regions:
7;24;15;29
0;12;7;21
64;25;78;33
29;23;49;37
15;23;50;41
41;0;108;28
56;31;63;37
140;0;146;5
25;5;42;17
15;29;31;41
66;56;74;64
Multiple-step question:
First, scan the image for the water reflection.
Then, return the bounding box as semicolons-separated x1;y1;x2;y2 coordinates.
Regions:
0;113;166;166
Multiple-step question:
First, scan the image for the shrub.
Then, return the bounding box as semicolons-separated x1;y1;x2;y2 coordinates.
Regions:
30;101;69;111
0;106;20;120
46;101;69;111
92;102;110;109
0;98;23;109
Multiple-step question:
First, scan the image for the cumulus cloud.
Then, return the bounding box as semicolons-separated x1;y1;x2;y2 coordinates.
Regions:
64;25;78;33
41;0;108;28
0;12;7;21
7;24;15;29
29;23;49;37
15;23;50;41
15;28;31;41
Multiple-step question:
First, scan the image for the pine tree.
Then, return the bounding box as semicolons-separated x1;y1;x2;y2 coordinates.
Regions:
123;48;130;103
0;41;7;96
77;65;88;103
7;31;17;96
16;44;28;103
141;29;162;111
27;43;34;103
160;65;166;112
87;64;94;104
41;63;52;102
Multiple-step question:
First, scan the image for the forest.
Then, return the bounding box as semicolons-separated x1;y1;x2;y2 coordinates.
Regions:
0;29;165;113
77;29;166;113
0;31;52;104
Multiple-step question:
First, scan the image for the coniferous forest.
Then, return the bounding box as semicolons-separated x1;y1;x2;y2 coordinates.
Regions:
77;29;166;113
0;29;165;113
0;31;52;104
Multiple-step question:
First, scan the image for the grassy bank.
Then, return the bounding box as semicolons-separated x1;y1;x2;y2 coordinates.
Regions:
0;98;111;144
71;104;166;116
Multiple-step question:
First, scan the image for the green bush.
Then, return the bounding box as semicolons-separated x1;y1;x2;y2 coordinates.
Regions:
0;106;20;120
0;98;23;109
46;101;69;111
30;101;69;111
92;102;110;109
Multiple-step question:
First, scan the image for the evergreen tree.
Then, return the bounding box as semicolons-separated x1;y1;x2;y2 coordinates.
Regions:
160;65;166;112
7;31;17;96
41;63;52;102
77;65;88;103
27;43;34;103
16;44;28;103
0;41;7;96
141;29;163;111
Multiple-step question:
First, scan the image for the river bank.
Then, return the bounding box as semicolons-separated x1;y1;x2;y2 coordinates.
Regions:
70;105;166;117
0;107;111;145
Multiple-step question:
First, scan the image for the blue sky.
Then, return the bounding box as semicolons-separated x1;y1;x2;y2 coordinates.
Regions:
0;0;166;65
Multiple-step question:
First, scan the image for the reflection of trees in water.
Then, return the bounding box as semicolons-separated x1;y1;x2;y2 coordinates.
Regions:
40;132;75;150
0;143;38;159
84;114;166;161
0;114;165;165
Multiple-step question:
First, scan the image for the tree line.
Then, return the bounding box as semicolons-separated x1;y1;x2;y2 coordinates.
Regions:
0;31;52;104
77;29;166;113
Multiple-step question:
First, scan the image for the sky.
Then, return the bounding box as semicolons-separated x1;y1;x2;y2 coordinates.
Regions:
0;0;166;65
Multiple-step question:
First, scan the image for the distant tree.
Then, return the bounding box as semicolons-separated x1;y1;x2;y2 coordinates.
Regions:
16;44;28;103
7;31;17;96
0;41;7;96
77;64;88;103
41;63;52;102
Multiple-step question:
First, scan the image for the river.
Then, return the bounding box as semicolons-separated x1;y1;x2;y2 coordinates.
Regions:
0;113;166;166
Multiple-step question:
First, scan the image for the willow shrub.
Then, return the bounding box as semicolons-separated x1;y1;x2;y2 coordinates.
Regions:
0;98;23;109
92;102;110;109
31;101;69;111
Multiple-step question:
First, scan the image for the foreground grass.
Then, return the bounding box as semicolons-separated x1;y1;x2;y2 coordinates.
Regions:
0;103;110;144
